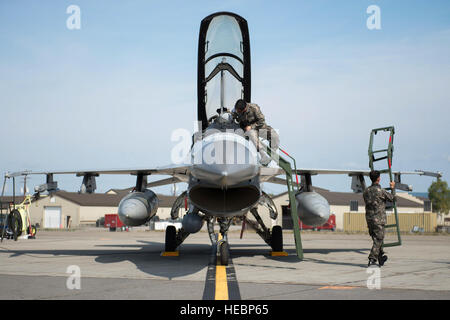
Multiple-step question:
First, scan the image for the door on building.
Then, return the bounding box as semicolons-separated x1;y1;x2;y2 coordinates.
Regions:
281;205;293;230
44;206;61;228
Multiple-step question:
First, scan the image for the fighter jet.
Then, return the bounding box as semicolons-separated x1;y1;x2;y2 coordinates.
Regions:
4;12;442;265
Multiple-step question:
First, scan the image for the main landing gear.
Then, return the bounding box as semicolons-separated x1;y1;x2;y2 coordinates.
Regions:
163;210;285;264
243;208;285;254
164;225;190;253
163;216;232;265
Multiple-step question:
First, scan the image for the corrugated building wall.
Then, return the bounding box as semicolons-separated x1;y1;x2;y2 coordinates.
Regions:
343;212;437;232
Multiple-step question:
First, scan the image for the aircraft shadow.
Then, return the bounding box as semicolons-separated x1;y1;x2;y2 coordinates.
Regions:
229;245;370;268
2;240;370;278
2;240;212;280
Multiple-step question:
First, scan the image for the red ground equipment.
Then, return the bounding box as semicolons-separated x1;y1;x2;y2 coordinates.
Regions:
299;214;336;231
104;214;125;231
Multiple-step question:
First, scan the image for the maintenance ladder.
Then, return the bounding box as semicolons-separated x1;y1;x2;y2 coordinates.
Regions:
368;126;402;247
266;146;304;260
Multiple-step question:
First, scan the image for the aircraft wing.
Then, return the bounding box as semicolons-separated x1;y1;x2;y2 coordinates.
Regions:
261;167;442;192
14;165;191;178
259;167;284;182
294;169;441;177
6;165;192;193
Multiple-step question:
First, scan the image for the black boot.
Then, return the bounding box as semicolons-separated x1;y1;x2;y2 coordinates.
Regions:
368;258;378;267
378;254;388;266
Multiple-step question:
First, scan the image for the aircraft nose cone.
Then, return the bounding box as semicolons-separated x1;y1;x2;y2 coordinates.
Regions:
191;132;259;187
193;162;259;187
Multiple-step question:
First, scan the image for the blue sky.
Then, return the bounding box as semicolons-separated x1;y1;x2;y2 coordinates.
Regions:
0;0;449;195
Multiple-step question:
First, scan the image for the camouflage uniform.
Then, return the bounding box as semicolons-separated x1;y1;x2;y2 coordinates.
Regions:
232;103;280;153
363;183;396;261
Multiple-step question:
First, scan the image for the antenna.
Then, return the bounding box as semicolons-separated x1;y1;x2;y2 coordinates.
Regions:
23;175;27;196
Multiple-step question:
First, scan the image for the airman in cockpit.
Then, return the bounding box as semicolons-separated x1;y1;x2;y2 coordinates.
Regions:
232;99;280;165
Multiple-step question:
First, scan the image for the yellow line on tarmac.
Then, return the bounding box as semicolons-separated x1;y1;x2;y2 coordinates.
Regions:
215;234;229;300
215;263;228;300
318;286;357;290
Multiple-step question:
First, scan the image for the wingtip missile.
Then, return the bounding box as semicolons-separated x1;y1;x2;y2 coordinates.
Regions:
415;170;443;179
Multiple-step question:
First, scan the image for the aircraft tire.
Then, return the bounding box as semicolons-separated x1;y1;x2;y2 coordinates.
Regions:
271;225;283;252
8;209;23;240
219;241;229;266
165;225;177;252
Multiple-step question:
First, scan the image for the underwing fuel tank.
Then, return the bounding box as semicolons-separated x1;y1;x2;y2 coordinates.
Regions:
295;191;330;227
118;190;159;226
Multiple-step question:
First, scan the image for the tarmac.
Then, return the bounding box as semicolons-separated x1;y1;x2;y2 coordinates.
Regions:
0;228;449;300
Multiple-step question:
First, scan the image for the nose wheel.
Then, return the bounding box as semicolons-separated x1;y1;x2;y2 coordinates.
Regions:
208;217;232;266
217;239;230;266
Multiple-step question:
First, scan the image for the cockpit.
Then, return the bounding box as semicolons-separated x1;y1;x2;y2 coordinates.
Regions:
197;12;251;132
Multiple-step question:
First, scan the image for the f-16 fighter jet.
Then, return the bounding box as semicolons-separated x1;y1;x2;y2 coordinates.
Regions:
5;12;441;265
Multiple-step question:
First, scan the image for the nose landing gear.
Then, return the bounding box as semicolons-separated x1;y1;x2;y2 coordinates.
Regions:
217;239;230;266
207;217;232;266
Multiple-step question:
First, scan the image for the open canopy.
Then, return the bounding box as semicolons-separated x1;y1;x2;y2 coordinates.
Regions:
197;12;251;130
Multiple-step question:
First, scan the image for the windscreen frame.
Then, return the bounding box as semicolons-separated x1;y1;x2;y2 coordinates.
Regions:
197;11;251;131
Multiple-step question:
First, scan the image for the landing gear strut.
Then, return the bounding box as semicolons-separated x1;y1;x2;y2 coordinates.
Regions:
206;217;232;266
244;208;284;253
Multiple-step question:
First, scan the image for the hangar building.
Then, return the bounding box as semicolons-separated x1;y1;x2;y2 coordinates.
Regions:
1;190;177;229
